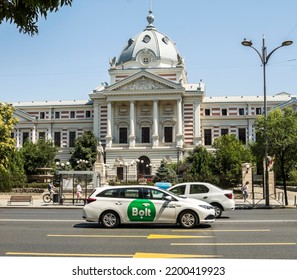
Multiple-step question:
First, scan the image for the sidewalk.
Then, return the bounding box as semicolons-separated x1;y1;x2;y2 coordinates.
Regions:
0;191;296;209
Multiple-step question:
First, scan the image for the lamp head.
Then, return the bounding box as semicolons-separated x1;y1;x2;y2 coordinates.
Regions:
282;40;293;46
241;39;253;47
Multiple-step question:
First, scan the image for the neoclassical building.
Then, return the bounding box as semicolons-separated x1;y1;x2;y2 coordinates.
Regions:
11;9;296;181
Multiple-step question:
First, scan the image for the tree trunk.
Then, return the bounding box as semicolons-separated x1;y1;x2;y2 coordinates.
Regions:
281;159;288;206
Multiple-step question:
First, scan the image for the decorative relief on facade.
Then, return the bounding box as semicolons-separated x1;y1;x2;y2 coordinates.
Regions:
118;76;171;91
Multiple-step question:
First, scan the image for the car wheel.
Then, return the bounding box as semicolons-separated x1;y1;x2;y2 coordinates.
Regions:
178;210;198;228
211;204;223;218
100;211;120;228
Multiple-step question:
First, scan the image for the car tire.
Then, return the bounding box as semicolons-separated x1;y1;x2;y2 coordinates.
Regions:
100;211;120;228
211;203;223;218
178;210;198;228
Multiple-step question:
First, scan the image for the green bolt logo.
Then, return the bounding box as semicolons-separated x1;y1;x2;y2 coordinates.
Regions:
127;199;156;222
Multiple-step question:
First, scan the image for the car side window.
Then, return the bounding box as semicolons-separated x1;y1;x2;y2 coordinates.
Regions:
97;189;119;197
170;185;186;195
142;188;167;200
121;188;140;199
190;184;209;194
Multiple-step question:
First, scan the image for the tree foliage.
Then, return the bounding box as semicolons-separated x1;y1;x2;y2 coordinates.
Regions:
183;146;217;183
253;108;297;205
153;160;176;183
0;0;73;35
0;102;18;172
213;134;254;187
69;131;98;170
20;139;57;175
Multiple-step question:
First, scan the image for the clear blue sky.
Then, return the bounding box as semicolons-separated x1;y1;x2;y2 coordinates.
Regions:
0;0;297;102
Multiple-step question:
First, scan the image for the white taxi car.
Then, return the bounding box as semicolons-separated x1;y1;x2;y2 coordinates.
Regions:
83;185;215;228
168;182;235;218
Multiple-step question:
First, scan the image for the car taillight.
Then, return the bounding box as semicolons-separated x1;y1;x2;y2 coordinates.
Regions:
224;193;233;199
86;198;96;204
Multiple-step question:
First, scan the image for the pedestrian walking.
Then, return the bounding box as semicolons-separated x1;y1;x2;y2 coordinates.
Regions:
242;181;249;202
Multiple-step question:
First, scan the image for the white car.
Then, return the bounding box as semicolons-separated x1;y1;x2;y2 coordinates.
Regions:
83;185;215;228
168;182;235;218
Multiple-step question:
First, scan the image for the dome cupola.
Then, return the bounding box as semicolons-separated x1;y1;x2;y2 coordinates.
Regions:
116;9;183;69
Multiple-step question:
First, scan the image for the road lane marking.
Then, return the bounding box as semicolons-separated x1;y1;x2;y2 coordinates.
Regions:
171;242;297;246
147;234;215;239
5;252;133;257
133;252;221;258
0;219;81;222
47;234;214;239
47;234;147;238
172;229;270;232
5;252;222;258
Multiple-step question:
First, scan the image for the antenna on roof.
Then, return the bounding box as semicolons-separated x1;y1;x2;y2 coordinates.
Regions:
150;0;153;11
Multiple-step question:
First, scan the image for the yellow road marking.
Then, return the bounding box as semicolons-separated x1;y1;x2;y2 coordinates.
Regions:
133;252;221;258
5;252;221;258
172;242;297;246
147;234;215;239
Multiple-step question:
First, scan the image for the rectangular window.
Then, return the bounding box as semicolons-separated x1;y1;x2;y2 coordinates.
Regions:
54;132;61;147
85;111;91;118
256;108;262;115
238;128;246;144
164;127;173;143
204;129;212;145
221;108;227;116
239;108;245;115
40;112;45;119
39;132;46;140
55;112;60;119
205;109;210;116
119;127;128;144
22;132;29;145
221;128;228;136
141;127;150;143
70;111;75;118
69;131;76;147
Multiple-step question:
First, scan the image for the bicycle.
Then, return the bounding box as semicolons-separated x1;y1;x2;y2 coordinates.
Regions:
42;192;65;203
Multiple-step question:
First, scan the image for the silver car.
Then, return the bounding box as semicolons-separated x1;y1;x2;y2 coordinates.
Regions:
168;182;235;218
83;185;215;228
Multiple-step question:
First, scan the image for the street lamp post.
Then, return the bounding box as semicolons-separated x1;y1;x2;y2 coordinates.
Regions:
241;36;293;206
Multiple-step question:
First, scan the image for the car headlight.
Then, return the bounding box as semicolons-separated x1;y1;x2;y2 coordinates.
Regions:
199;205;214;210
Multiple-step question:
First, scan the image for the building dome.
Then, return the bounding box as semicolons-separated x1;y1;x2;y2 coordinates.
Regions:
116;10;183;68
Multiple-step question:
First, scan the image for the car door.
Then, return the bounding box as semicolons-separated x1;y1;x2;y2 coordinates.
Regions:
187;183;212;203
145;188;177;224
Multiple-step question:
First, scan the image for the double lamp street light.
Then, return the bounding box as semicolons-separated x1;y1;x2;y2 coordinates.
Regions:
241;36;293;206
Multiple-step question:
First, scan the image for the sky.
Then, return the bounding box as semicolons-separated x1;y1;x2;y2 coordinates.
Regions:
0;0;297;103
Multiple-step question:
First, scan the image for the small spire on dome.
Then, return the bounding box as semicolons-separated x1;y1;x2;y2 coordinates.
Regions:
145;4;156;30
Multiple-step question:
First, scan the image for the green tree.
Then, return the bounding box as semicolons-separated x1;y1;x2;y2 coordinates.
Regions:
213;134;254;188
183;146;217;183
0;103;18;172
0;0;73;36
20;139;57;175
69;131;97;170
253;108;297;205
0;149;26;191
153;160;176;183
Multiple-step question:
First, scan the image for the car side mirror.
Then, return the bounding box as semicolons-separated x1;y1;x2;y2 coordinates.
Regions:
164;195;173;201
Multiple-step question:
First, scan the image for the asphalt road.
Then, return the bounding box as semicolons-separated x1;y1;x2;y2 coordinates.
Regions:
0;208;297;259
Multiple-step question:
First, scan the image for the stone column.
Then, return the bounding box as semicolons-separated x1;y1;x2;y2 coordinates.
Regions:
176;98;183;147
93;101;100;139
193;101;202;145
152;99;159;147
129;100;136;147
106;101;112;148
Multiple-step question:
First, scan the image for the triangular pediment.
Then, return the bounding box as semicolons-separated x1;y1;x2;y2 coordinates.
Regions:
13;108;37;123
107;70;183;92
